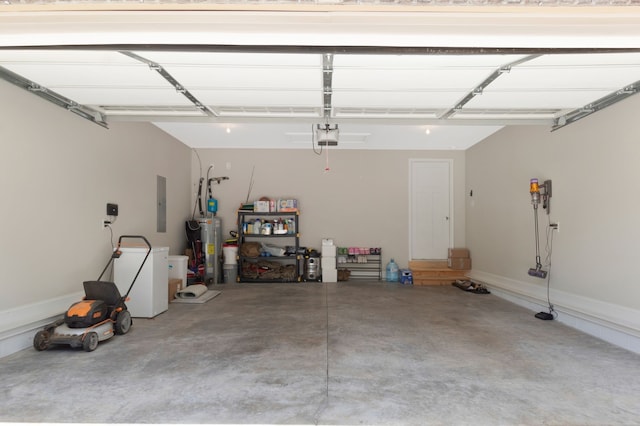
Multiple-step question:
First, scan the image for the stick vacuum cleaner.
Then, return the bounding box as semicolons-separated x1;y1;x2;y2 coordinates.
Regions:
528;178;550;279
529;179;555;320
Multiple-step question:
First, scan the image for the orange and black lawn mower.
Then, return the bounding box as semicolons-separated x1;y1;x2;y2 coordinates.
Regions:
33;235;151;352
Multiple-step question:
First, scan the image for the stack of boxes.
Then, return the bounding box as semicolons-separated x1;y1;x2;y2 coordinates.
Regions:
253;198;298;212
321;238;337;282
448;248;472;270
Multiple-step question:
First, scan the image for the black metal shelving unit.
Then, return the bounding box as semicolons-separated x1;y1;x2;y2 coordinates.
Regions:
237;210;301;283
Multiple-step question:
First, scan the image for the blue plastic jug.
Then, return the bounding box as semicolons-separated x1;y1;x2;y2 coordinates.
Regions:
386;258;399;282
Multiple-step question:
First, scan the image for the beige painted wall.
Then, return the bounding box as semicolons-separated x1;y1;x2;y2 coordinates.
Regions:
466;94;640;313
0;80;192;312
192;148;466;270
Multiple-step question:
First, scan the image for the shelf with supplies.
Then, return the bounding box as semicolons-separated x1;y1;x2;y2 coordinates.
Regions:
336;247;382;281
237;210;302;283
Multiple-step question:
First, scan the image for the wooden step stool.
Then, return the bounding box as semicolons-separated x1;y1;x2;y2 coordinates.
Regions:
408;260;470;286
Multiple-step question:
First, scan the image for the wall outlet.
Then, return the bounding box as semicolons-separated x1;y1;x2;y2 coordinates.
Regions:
550;222;559;232
102;218;111;229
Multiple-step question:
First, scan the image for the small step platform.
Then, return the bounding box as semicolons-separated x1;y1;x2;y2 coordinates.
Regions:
408;260;470;286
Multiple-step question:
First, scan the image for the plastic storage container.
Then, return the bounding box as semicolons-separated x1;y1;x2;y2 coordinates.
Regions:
223;264;237;283
114;247;169;318
222;245;238;265
168;255;188;287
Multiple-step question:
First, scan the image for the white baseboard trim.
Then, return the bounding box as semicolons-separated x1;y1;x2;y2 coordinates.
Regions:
0;291;83;359
468;270;640;354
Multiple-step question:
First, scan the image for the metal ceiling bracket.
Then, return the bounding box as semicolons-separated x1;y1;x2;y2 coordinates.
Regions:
119;51;216;118
322;53;334;119
552;81;640;131
0;65;108;128
439;54;540;120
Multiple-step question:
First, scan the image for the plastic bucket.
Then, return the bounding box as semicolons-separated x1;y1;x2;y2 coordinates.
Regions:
168;255;189;286
223;264;237;284
222;245;238;265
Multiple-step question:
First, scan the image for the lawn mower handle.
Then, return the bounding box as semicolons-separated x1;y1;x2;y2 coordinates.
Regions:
117;235;152;250
96;235;152;286
115;236;153;300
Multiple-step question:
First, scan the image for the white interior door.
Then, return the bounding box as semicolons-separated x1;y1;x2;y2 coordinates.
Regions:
410;160;452;260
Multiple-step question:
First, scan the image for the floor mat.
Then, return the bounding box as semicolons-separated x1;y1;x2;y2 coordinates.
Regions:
171;289;222;304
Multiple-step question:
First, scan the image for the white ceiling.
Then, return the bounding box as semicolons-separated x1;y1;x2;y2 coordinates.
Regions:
2;5;640;149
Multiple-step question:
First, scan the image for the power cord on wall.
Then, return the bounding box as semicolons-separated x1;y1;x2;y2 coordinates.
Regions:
104;223;116;281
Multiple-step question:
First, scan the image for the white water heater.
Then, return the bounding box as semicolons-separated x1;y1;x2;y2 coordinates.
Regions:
198;216;222;284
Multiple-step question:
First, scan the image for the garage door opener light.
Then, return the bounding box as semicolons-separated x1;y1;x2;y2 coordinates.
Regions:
316;123;339;146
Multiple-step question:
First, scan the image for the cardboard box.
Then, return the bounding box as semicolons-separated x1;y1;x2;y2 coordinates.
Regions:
337;269;351;281
448;248;470;258
322;268;338;283
168;278;183;302
448;257;472;270
254;200;270;212
277;199;298;212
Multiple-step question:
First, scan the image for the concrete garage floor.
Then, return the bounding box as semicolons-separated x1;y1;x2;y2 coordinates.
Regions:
1;282;640;425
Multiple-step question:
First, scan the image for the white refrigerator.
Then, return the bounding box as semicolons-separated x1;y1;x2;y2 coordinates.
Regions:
114;246;169;318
